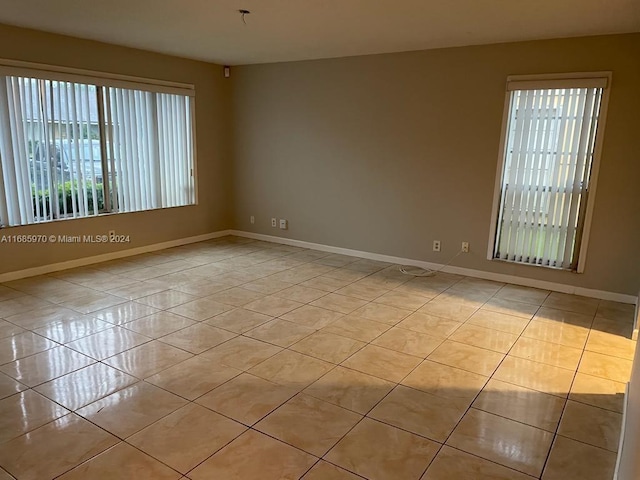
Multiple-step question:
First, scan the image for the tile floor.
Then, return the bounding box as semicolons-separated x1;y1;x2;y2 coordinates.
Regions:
0;236;636;480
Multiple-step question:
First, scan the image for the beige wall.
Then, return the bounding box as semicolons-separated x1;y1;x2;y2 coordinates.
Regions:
0;24;233;274
232;34;640;296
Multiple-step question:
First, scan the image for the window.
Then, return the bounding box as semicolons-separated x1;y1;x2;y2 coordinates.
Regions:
0;61;195;227
489;73;610;272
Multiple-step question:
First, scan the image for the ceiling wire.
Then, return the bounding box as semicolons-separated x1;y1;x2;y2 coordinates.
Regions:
239;9;250;25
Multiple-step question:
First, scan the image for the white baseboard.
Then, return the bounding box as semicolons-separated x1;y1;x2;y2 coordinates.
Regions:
0;230;233;283
230;230;638;305
2;227;637;305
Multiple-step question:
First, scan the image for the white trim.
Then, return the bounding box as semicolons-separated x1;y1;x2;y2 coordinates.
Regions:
1;228;636;304
0;58;195;96
614;382;630;479
229;230;638;304
0;230;232;283
575;72;612;272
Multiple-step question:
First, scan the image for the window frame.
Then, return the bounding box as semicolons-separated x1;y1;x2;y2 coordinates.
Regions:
487;71;612;273
0;58;198;228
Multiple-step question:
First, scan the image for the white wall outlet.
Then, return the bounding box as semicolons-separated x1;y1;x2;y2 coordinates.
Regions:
271;218;277;227
433;240;441;252
250;216;255;224
279;219;288;230
462;241;469;253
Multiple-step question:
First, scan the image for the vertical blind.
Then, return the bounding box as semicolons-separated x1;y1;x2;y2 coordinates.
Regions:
0;70;195;227
494;80;605;270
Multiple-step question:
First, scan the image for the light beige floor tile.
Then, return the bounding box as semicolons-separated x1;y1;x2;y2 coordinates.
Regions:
428;340;504;376
0;331;56;365
0;371;27;400
65;327;149;360
0;319;26;339
466;310;530;335
0;414;117;480
473;379;565;432
145;356;240;400
596;300;635;323
303;461;362;479
310;293;368;315
304;366;395;414
189;430;316;480
542;436;617;480
34;363;137;410
58;442;180;480
243;278;296;295
542;292;599;316
77;382;187;438
167;296;234;321
435;291;486;309
510;337;583;370
103;341;192;379
291;331;365;363
449;323;518;353
245;319;315;347
369;385;468;442
196;372;296;425
0;390;69;443
419;300;477;322
135;290;197;310
0;346;94;387
322;315;390;342
422;445;536;480
569;372;626;413
326;418;439;480
0;296;53;318
494;284;550;305
201;336;282;370
58;291;128;315
256;394;362;456
32;316;112;343
159;324;236;354
0;285;25;302
123;312;196;338
249;350;334;389
578;351;633;383
373;290;430;310
5;305;85;330
534;306;595;328
397;312;462;338
493;356;575;398
558;400;622;452
585;328;636;361
351;303;412;325
447;409;553;477
208;287;266;306
522;319;590;349
481;298;539;319
204;308;273;333
342;344;421;383
93;302;160;325
401;360;488;401
334;282;388;302
128;403;246;473
372;327;442;357
300;275;352;292
281;305;345;329
591;315;634;337
273;285;328;303
244;295;304;316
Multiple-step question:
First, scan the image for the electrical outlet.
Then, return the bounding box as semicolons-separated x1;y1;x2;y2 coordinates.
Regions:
462;241;469;253
279;219;288;230
250;216;255;224
271;218;277;227
433;240;441;252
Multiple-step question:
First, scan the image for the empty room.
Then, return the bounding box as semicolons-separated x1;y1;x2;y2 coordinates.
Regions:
0;1;639;479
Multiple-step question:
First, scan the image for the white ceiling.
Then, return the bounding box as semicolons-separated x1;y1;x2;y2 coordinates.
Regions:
1;0;639;65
